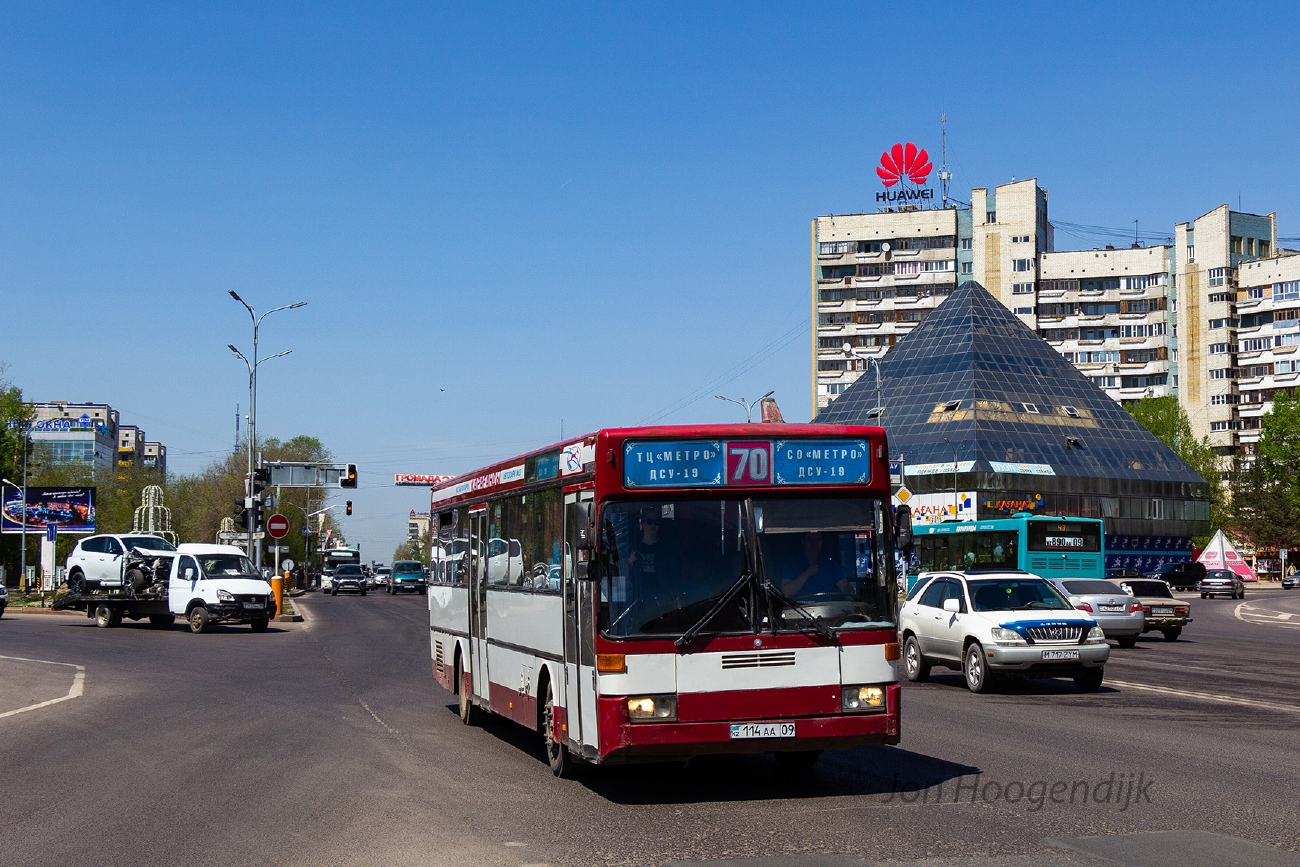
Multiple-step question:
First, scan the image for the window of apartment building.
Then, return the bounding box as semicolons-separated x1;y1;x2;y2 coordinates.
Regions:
818;313;852;326
922;260;954;272
1210;420;1238;432
1209;368;1237;380
1209;343;1233;355
1040;279;1078;293
1121;298;1166;314
1012;258;1033;272
1248;238;1256;256
821;264;856;280
818;241;853;255
896;236;956;250
1276;333;1300;348
897;310;927;322
1207;292;1230;303
1210;394;1241;405
858;263;888;277
1187;245;1195;262
1208;318;1239;329
986;211;997;223
1079;277;1120;292
1274;281;1300;302
820;289;850;302
818;360;849;372
1080;326;1121;340
1261;241;1271;257
1039;328;1078;342
960;262;972;274
1231;237;1244;255
853;311;894;324
1091;375;1119;388
1121;348;1167;364
1012;282;1035;294
1243;364;1272;378
1123;274;1167;290
1069;350;1121;364
1278;309;1300;322
823;382;851;396
1245;286;1266;300
1038;302;1074;317
1208;267;1228;287
894;261;924;276
1122;374;1168;389
1240;337;1271;353
1014;307;1034;315
961;238;973;250
1011;234;1030;243
1277;360;1300;375
1081;302;1121;316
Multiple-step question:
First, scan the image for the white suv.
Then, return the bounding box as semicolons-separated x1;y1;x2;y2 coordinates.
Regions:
65;534;177;593
899;570;1109;693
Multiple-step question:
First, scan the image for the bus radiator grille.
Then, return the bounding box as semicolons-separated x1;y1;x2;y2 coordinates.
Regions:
720;651;797;669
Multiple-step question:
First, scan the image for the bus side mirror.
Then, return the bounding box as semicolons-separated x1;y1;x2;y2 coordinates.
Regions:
576;559;601;582
575;502;595;550
894;505;913;550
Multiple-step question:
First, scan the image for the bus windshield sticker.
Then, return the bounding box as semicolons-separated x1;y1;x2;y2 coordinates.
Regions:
623;440;725;487
772;439;871;485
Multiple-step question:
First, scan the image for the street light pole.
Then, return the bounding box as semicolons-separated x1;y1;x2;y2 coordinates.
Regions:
714;391;775;423
842;343;884;420
943;436;966;520
228;292;306;569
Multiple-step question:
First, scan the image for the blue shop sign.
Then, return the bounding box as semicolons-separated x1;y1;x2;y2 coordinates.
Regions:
624;440;724;487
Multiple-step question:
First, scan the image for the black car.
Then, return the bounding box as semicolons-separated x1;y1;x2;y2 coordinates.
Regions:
1145;561;1206;591
330;564;367;596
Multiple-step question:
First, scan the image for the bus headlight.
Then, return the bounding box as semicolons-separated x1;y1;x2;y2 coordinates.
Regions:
842;685;886;712
990;627;1027;646
627;695;677;722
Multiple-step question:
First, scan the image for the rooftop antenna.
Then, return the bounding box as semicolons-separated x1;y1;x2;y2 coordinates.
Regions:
1134;219;1139;247
938;113;952;209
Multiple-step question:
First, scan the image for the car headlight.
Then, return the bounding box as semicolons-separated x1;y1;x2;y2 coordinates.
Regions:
216;589;235;602
626;695;677;722
842;684;887;712
990;627;1027;646
1085;625;1107;644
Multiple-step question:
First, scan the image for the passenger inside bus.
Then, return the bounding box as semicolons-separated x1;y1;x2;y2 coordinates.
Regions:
779;531;853;598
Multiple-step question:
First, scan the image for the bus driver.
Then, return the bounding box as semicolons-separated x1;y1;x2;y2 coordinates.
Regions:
780;531;853;599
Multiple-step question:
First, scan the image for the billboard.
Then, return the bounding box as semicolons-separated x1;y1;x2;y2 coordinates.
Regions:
1;486;96;534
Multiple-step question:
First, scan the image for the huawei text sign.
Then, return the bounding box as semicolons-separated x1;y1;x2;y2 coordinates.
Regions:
876;142;934;204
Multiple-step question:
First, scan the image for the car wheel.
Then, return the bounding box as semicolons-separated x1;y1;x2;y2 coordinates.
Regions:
964;642;995;693
543;682;574;778
67;570;86;595
1238;589;1245;599
122;568;148;594
360;589;367;597
1117;636;1137;649
250;618;268;632
94;604;121;628
148;614;175;629
419;588;426;596
774;750;822;772
188;606;210;634
1162;628;1181;641
1074;668;1104;692
1201;592;1208;598
903;635;930;683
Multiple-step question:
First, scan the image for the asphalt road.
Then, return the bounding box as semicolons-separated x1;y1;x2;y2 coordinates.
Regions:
1;586;1298;867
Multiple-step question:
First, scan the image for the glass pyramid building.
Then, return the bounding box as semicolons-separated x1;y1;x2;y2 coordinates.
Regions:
815;282;1210;569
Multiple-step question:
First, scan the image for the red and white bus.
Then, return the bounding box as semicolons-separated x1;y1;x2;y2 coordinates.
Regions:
427;424;905;776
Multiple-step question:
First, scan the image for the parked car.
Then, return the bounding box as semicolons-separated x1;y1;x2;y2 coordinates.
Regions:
1047;578;1145;648
898;570;1109;693
374;566;392;587
388;560;427;595
65;534;178;593
1145;561;1206;591
1116;578;1192;641
1283;572;1300;590
1199;569;1245;599
329;564;367;596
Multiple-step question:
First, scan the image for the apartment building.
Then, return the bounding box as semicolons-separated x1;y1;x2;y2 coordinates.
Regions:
1235;253;1300;452
970;179;1053;323
1173;205;1278;453
27;401;167;473
142;442;168;475
1037;245;1173;403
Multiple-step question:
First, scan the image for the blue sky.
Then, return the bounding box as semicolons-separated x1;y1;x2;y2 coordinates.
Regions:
3;2;1298;560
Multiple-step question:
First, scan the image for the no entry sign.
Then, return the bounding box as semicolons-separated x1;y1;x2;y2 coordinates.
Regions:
267;513;290;539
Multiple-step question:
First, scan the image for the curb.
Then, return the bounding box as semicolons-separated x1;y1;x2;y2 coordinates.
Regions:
3;607;81;617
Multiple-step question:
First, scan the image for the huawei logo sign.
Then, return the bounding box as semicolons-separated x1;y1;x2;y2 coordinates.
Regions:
877;142;932;187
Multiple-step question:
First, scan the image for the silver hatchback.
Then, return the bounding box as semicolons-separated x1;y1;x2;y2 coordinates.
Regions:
1049;578;1145;648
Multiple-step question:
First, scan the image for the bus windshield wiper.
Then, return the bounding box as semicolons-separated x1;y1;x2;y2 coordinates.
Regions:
675;568;754;649
759;579;837;643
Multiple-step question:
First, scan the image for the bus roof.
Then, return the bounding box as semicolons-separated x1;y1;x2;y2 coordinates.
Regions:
428;423;888;509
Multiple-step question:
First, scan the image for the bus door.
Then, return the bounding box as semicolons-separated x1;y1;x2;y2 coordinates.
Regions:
468;506;490;706
563;491;598;757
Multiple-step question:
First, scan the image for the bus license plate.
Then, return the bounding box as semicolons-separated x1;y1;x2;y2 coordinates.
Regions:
1041;650;1079;661
730;722;796;740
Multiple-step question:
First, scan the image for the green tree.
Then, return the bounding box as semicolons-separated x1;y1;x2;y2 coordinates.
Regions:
1232;390;1300;555
0;364;35;581
392;530;430;565
1125;395;1224;541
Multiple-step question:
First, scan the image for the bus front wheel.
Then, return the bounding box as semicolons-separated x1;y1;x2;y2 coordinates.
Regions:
542;683;574;778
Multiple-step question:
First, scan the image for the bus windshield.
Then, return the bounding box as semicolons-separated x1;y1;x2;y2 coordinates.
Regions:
598;496;894;638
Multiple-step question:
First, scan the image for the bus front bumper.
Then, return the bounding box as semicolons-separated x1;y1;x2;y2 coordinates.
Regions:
595;684;901;762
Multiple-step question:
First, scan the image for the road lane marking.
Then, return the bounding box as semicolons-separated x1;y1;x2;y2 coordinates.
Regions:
1107;679;1300;715
0;655;86;720
1234;600;1300;629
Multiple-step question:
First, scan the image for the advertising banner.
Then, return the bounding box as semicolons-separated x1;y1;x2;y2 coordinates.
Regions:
1;486;96;534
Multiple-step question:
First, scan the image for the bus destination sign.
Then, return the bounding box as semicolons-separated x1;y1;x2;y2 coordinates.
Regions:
623;439;872;488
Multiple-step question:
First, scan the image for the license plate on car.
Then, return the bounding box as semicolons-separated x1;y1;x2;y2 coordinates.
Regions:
1041;650;1079;661
243;602;264;609
1099;604;1125;612
730;722;796;739
1152;607;1173;615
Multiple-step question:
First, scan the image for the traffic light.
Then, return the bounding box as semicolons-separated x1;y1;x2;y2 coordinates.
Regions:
340;463;358;488
346;501;353;516
252;467;270;496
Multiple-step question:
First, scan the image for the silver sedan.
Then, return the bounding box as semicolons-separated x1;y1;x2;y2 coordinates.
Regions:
1048;578;1145;648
